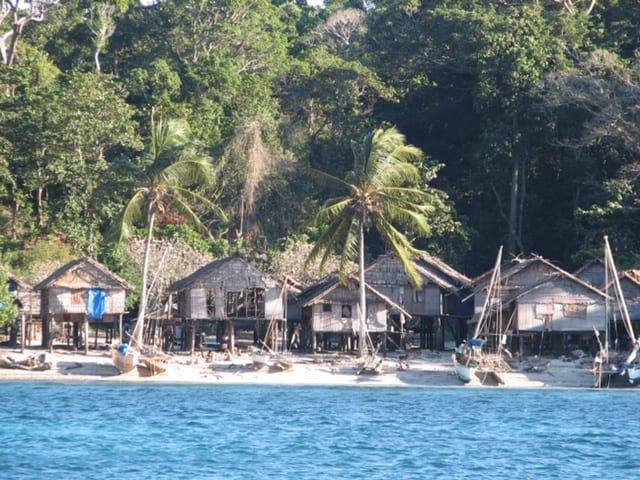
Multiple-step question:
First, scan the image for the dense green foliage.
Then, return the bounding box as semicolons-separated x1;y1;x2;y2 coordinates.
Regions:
1;0;640;289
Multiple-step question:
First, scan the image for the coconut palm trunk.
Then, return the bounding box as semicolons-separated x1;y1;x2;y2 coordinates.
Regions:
111;114;227;352
358;221;366;358
131;209;156;348
307;127;449;359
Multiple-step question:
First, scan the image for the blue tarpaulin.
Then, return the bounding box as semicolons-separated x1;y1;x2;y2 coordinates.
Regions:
87;287;106;319
118;343;132;356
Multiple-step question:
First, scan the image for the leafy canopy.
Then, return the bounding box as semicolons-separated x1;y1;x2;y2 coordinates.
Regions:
307;126;440;286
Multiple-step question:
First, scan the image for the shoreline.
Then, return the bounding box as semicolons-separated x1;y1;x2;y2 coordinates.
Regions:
0;347;601;389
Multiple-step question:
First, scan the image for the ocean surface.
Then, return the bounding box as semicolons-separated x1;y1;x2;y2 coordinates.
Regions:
1;382;638;480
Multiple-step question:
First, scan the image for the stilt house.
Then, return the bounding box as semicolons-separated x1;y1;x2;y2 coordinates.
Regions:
364;254;472;351
575;259;640;347
297;273;411;353
1;268;40;349
34;257;131;353
468;254;606;356
168;254;289;354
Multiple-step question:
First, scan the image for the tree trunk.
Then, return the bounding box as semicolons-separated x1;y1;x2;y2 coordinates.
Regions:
36;187;44;228
507;156;519;258
10;184;18;240
358;222;366;358
133;210;156;347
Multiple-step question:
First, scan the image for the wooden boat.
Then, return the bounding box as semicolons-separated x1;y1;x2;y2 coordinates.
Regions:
355;352;385;375
136;355;168;377
593;236;640;388
453;246;504;384
452;338;483;383
251;349;294;372
111;342;139;373
0;353;52;371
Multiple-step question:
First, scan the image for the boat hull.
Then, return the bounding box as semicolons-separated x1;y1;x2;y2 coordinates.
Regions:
137;357;167;377
111;344;138;374
355;355;384;375
452;354;477;383
252;352;294;372
627;366;640;384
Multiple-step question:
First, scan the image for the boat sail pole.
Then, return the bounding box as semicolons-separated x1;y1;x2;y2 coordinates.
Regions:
603;236;640;366
472;245;503;341
452;245;503;383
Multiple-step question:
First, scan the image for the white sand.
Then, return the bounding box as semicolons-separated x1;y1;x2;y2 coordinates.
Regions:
0;347;598;388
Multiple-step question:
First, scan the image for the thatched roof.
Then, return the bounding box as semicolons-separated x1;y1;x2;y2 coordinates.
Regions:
168;253;281;293
466;253;605;305
298;273;412;318
365;254;470;293
33;257;132;291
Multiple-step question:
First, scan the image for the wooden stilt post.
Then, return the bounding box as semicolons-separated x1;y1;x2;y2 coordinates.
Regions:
84;316;89;355
20;314;25;354
48;317;53;353
190;320;196;356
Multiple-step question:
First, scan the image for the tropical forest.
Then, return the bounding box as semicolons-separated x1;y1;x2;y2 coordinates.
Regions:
1;0;639;318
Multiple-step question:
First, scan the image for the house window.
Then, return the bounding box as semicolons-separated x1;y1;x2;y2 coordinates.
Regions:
536;304;554;318
563;303;587;318
225;288;265;318
71;289;83;304
322;303;332;313
226;291;242;316
245;287;265;318
398;287;405;305
341;305;352;318
413;289;424;303
207;289;216;318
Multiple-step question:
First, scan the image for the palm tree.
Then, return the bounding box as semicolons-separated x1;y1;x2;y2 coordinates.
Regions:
307;127;440;357
112;113;227;347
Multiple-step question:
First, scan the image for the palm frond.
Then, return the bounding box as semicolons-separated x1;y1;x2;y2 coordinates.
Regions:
171;185;228;223
111;190;148;242
371;151;422;187
309;167;353;191
310;125;440;289
307;211;356;274
157;157;214;188
338;220;360;283
150;116;190;164
373;215;425;287
314;196;351;224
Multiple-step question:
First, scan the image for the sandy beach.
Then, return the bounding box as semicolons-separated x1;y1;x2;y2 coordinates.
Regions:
0;347;599;388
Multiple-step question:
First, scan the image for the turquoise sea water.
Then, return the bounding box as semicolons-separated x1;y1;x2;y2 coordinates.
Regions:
1;382;638;480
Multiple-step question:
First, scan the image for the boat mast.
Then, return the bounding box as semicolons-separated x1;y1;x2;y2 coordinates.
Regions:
604;236;640;367
604;236;636;345
473;246;503;340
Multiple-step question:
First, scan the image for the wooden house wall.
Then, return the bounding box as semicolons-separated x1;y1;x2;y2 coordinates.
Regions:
189;288;208;319
366;257;410;288
177;259;284;320
504;262;557;288
514;278;603;332
366;284;442;317
575;263;604;288
311;302;386;333
365;256;455;317
370;285;401;311
423;286;441;315
45;287;125;315
18;291;41;316
184;285;284;320
311;303;353;332
617;279;640;322
176;290;190;318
